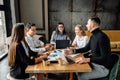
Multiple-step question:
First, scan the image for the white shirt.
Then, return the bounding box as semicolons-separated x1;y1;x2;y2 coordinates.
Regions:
21;41;29;56
25;33;46;52
72;35;89;49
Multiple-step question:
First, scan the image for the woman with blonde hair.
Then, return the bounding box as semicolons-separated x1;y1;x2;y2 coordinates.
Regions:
8;23;47;80
72;24;89;49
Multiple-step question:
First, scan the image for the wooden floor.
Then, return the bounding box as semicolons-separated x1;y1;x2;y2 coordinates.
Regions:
0;56;120;80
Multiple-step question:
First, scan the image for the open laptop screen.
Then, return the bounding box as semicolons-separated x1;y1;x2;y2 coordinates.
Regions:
56;40;70;49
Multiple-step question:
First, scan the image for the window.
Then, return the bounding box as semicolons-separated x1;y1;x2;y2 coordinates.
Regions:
0;0;3;5
0;11;8;59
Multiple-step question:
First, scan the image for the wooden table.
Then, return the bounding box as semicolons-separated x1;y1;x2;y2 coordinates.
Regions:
26;54;92;80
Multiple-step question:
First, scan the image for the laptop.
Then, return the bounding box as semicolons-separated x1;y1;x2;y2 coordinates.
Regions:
56;40;70;49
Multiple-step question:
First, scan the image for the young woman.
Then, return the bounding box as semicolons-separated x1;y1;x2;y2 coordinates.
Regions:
72;24;89;49
50;22;71;45
8;23;47;79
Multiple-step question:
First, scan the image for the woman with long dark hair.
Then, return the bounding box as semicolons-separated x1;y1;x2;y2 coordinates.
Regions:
50;22;71;45
8;23;47;79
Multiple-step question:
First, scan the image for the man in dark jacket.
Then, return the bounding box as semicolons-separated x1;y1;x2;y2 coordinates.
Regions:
65;16;111;80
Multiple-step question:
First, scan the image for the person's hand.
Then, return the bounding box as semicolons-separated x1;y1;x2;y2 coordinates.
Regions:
64;48;73;55
69;47;75;49
35;54;48;64
44;43;54;51
45;45;50;51
40;54;48;60
38;51;51;57
44;51;51;56
75;57;85;64
38;53;46;56
37;53;45;57
75;57;90;64
70;44;76;48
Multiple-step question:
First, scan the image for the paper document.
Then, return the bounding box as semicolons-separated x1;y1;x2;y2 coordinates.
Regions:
48;49;76;63
48;50;68;62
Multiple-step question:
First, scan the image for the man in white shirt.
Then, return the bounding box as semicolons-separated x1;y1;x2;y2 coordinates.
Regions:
25;22;49;53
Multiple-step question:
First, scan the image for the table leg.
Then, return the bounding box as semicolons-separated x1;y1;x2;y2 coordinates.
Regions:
45;73;48;79
37;73;43;80
69;72;73;80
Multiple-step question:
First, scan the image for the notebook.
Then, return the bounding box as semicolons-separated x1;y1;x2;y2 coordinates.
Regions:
56;40;70;49
65;55;75;63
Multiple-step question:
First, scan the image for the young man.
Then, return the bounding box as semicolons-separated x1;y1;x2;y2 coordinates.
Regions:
25;22;50;53
65;17;111;80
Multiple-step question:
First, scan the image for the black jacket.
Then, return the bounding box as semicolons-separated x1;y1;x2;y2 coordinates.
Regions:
75;28;111;69
10;42;37;79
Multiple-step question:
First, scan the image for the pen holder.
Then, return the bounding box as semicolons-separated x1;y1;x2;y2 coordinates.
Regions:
58;58;63;66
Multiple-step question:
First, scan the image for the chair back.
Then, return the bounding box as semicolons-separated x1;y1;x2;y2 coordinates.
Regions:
109;53;119;80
